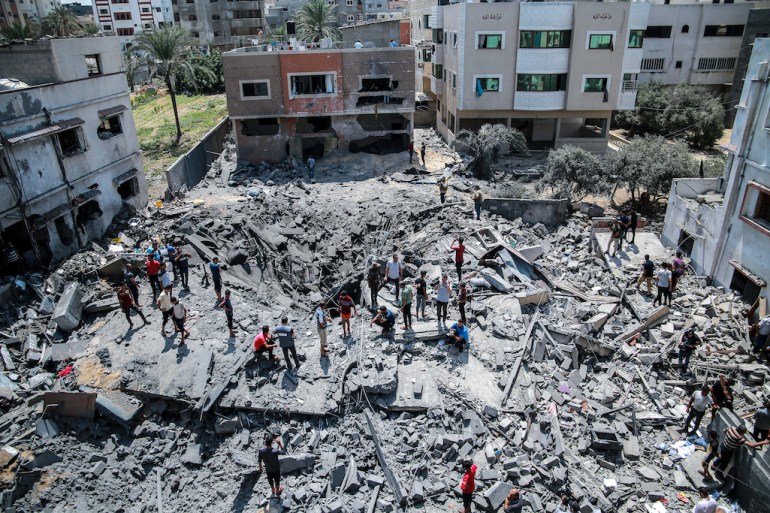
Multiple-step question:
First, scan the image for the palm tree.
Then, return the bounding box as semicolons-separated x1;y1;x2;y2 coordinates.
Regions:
457;124;528;178
80;22;101;36
134;26;213;142
42;6;81;37
0;20;40;40
295;0;341;43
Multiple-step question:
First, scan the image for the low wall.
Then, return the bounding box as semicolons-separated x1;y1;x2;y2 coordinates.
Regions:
483;198;569;227
165;117;231;193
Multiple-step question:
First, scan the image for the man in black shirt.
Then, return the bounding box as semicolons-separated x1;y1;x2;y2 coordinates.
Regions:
627;208;638;244
258;434;287;497
636;254;655;295
414;270;428;320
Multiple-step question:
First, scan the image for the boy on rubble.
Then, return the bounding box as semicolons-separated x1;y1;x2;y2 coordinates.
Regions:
338;290;357;339
459;460;477;513
117;282;149;329
258;433;286;498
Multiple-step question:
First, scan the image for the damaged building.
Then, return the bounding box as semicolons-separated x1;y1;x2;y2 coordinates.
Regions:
0;37;147;268
223;45;415;162
661;37;770;306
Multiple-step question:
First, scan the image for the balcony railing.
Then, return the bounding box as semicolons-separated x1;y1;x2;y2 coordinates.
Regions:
622;80;637;93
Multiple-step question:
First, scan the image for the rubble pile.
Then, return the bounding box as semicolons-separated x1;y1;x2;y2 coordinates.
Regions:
0;134;763;512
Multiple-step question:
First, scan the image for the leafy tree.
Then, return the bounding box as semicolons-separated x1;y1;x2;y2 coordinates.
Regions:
42;6;81;37
614;81;668;136
135;27;214;142
701;155;727;178
663;83;725;148
80;22;101;35
0;20;40;40
539;145;609;203
456;124;528;179
177;46;224;94
610;135;695;202
295;0;341;42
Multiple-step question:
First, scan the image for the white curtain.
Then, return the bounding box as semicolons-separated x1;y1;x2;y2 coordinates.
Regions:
325;74;334;94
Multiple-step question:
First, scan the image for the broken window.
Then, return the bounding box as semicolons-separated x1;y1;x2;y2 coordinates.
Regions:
117;177;139;199
85;54;101;76
56;128;85;157
677;230;694;256
296;116;332;134
360;77;391;92
55;216;75;246
730;268;760;304
476;77;500;93
97;115;123;140
289;74;335;97
356;96;404;107
241;118;280;136
241;81;269;98
752;189;770;229
77;200;103;225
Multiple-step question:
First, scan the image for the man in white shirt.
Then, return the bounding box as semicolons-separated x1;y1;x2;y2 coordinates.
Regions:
752;314;770;356
384;254;403;301
315;302;330;357
683;385;713;436
171;297;190;344
653;262;672;307
692;488;717;513
354;39;363;49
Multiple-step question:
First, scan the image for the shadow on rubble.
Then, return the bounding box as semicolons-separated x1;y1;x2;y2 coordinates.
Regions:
232;471;259;513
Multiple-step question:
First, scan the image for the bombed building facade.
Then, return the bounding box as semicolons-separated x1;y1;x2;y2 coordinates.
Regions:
0;37;147;269
223;45;415;162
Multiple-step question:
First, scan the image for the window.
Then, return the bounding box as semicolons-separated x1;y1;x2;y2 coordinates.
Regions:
682;25;689;33
475;77;500;93
645;26;671;38
241;80;270;98
289;74;335;96
423;14;430;29
704;25;744;37
583;77;608;93
116;28;134;35
141;7;150;12
231;27;259;35
641;58;665;71
241;118;280;136
421;48;431;62
432;29;442;44
155;7;160;11
55;216;75;245
675;61;683;69
516;74;567;92
432;64;442;79
477;33;502;49
188;14;197;20
212;13;220;19
77;200;103;224
753;190;770;228
173;13;179;21
191;31;199;37
99;8;108;14
346;14;354;22
730;268;761;305
103;24;112;30
117;177;140;200
347;0;353;5
111;0;128;3
144;23;152;29
628;30;643;48
358;14;363;21
56;128;85;157
234;9;260;18
697;57;737;71
588;34;612;49
114;11;131;19
85;54;101;76
213;31;221;36
519;30;571;49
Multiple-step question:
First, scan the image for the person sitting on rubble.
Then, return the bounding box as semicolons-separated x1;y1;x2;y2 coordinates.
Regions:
678;327;701;372
711;375;735;411
253;325;278;363
371;305;396;335
116;281;149;329
503;489;525;513
367;261;381;309
258;433;286;498
171;297;190;344
448;318;469;352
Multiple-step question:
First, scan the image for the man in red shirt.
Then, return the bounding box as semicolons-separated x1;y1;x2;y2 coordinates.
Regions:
460;460;477;512
451;238;466;279
146;255;161;298
116;282;149;328
253;325;278;362
338;290;357;339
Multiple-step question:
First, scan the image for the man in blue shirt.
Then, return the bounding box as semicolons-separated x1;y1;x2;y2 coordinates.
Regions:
209;257;222;300
370;305;396;335
449;319;469;352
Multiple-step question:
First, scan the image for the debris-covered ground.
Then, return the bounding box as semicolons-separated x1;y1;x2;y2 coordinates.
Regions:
0;129;763;513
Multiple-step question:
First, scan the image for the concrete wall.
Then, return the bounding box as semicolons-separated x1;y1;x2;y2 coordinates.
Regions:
174;0;263;48
726;8;770;127
484;198;569;228
341;19;406;47
166;117;230;193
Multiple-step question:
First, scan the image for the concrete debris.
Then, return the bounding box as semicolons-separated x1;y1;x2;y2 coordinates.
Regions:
0;129;763;513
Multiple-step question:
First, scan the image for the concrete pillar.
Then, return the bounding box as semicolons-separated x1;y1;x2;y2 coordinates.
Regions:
553;118;561;144
601;117;609;137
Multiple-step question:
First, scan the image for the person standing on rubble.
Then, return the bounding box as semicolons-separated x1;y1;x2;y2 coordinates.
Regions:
117;282;149;328
275;316;300;370
316;301;330;357
653;262;672;307
385;254;403;302
307;155;316;181
338;290;357;339
751;313;770;358
166;240;178;281
459;460;477;513
258;433;286;498
438;178;449;204
606;219;622;257
618;210;631;243
671;251;686;293
636;255;654;296
157;285;174;337
711;424;768;475
146;254;162;299
692;488;717;513
436;274;451;327
408;140;415;163
217;289;236;337
123;263;142;307
678;327;701;371
400;279;413;330
171;297;190;343
367;261;381;309
420;143;426;166
683;385;713;436
457;282;469;324
175;250;192;291
210;257;223;301
450;238;465;279
627;208;638;244
146;240;163;263
472;186;483;221
415;270;428;320
161;262;173;295
753;401;770;441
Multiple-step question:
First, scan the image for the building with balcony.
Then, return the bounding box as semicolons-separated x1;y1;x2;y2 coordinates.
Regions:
92;0;174;50
726;6;770;126
637;3;754;96
433;1;649;152
0;37;147;268
172;0;263;49
222;45;415;162
0;0;60;27
661;38;770;306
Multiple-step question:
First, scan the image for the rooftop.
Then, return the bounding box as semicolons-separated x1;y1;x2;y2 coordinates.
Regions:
224;42;412;55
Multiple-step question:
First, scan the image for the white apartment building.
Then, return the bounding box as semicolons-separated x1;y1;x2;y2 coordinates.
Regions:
638;3;754;94
91;0;174;50
661;38;770;306
432;1;649;152
0;0;60;27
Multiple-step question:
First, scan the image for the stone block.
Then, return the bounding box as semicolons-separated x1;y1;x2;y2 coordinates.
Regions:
279;453;315;474
484;481;513;511
52;282;83;331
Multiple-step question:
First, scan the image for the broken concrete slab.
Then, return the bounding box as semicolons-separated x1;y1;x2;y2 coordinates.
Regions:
52;282;83;331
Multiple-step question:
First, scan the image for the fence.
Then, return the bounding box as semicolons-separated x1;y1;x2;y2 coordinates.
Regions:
165;117;231;193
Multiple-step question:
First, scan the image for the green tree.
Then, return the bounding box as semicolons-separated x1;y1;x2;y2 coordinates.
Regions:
701;155;727;178
295;0;341;42
539;145;610;203
456;124;528;179
42;6;81;37
610;136;695;202
0;20;40;40
80;22;101;35
614;81;669;136
135;26;213;142
663;83;725;148
177;46;224;94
